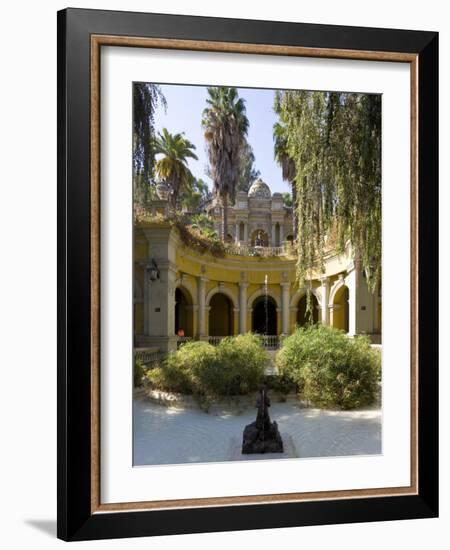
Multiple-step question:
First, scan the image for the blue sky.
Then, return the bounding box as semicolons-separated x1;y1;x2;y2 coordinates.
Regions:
153;84;290;195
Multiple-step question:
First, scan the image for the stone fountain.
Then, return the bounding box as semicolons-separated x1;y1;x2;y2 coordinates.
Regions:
264;273;269;335
242;384;284;454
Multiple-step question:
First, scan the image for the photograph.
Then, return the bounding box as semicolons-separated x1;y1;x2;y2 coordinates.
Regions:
54;6;439;541
132;82;383;466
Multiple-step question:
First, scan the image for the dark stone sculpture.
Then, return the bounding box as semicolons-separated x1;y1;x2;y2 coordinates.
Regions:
242;385;284;454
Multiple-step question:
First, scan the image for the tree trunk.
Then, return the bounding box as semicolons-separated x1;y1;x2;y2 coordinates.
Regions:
222;193;228;241
170;176;178;212
291;181;298;239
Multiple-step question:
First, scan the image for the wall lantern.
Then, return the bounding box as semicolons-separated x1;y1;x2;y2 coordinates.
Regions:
148;258;160;281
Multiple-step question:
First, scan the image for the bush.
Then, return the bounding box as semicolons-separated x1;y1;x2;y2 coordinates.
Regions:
134;358;145;387
145;334;266;399
265;374;296;396
213;334;267;395
276;325;380;409
146;341;214;395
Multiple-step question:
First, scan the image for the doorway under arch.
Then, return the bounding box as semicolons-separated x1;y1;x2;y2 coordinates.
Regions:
209;293;234;336
252;295;277;335
297;293;319;326
175;287;194;337
239;221;245;241
275;223;281;246
332;285;349;333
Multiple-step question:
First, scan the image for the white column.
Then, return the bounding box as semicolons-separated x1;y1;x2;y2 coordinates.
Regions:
346;270;357;336
238;283;248;334
271;223;276;246
279;223;284;244
373;288;381;333
167;269;177;340
320;277;330;325
235;221;239;243
244;222;248;244
197;276;207;337
145;263;177;352
347;259;375;336
280;282;290;335
143;268;149;335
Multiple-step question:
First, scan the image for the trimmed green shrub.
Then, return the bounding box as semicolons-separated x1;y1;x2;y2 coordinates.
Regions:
276;325;380;409
146;341;216;395
145;334;266;399
265;374;296;396
213;334;267;395
134;358;145;388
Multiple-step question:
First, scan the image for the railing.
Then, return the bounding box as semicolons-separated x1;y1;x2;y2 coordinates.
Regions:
206;335;281;349
260;335;280;349
176;336;193;349
207;336;223;346
134;347;162;366
224;242;295;258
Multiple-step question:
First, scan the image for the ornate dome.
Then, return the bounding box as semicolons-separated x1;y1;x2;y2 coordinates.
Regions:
248;178;271;199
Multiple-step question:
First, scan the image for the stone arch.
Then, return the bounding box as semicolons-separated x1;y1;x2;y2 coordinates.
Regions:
331;283;349;333
175;277;197;307
247;287;280;311
296;293;319;326
175;286;194;337
252;295;278;335
289;287;321;309
206;285;238;310
209;293;234;336
329;276;347;305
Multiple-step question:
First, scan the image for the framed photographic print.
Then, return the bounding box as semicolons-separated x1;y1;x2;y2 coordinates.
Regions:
57;8;438;541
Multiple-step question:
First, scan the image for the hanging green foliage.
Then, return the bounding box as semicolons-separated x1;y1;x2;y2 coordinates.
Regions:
133;82;166;205
274;90;381;293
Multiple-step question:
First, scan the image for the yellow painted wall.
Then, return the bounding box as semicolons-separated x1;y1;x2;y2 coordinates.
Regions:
134;303;144;335
332;286;349;331
134;223;380;341
133;230;148;261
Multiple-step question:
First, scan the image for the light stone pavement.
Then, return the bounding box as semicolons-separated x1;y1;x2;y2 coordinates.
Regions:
133;395;381;466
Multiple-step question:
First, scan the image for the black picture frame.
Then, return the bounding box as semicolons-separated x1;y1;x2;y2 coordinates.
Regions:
57;7;438;541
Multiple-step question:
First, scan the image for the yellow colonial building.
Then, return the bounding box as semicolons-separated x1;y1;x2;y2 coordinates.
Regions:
134;181;381;353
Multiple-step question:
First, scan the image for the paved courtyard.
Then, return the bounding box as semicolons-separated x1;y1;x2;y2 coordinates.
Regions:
133;395;382;466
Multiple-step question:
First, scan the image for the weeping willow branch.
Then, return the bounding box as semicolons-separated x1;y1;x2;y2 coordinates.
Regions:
275;90;381;293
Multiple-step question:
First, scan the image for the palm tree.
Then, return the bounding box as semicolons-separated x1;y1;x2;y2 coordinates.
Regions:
202;87;249;240
153;128;198;210
133;82;166;205
273;93;298;239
